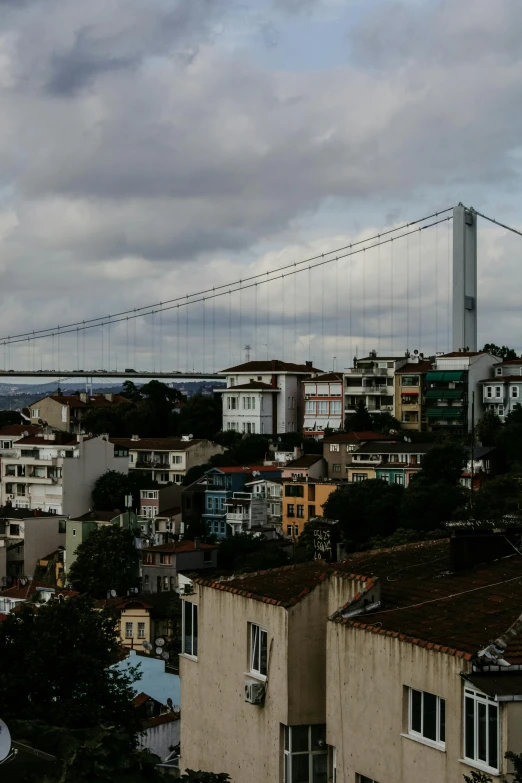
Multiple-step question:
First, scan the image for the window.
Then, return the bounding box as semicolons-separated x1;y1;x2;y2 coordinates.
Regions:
125;622;133;639
318;401;328;415
358;777;380;783
137;622;145;639
496;367;502;375
379;473;390;483
332;463;341;473
227;396;237;410
486;386;492;398
287;524;298;537
9;524;20;536
143;552;154;565
58;519;66;533
203;550;213;563
173;455;182;463
347;444;356;452
284;725;327;783
31;408;39;418
249;623;267;677
160;554;172;565
352;473;368;482
495;386;501;398
512;387;519;398
464;687;499;772
330;444;340;452
330;400;342;415
163;576;169;590
182;601;198;657
305;400;316;414
394;474;405;485
296;505;305;518
308;505;316;518
401;375;419;386
285;485;304;497
287;504;295;517
408;688;445;747
72;528;76;537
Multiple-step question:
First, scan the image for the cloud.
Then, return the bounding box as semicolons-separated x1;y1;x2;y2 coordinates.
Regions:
0;0;522;371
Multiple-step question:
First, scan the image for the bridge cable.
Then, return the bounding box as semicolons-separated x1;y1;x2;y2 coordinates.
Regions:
418;228;422;352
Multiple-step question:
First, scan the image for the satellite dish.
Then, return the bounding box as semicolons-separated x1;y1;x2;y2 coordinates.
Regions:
0;719;12;762
142;641;153;651
155;647;163;655
110;589;117;598
161;651;170;660
166;698;173;708
155;638;165;647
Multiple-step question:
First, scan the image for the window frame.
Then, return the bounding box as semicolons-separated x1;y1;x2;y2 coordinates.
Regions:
283;724;328;783
181;600;198;659
137;622;145;639
407;687;446;750
249;623;268;679
125;621;133;639
462;686;500;774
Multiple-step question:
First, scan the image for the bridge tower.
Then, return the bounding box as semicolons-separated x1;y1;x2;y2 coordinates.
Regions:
452;204;477;351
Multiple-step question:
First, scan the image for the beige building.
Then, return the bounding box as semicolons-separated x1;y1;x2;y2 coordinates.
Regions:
0;432;128;516
179;536;522;783
394;359;432;431
322;432;393;479
0;508;67;584
28;392;127;433
110;436;224;485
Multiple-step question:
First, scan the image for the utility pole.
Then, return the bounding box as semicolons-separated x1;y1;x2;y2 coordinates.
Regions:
470;391;475;511
452;204;477;352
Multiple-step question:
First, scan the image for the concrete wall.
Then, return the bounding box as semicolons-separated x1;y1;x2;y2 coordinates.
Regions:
326;623;509;783
139;716;180;761
62;437;129;518
120;603;152;648
29;397;67;431
24;517;66;578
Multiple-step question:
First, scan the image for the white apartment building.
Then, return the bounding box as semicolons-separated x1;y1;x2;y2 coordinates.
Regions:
428;351;500;429
246;478;283;525
303;372;343;437
0;432;128;517
479;357;522;421
344;351;409;417
218;360;321;435
109;436;223;485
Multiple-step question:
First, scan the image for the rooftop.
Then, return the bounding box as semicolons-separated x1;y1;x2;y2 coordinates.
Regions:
322;432;394;443
0;580;78;601
219;381;278;391
142;541;217;553
14;434;79;446
353;442;433;455
479;376;522;382
110;437;206;451
207;465;281;474
438;351;484;358
396;361;433;374
70;510;121;522
43;393;127;409
308;372;343;382
284;454;324;468
0;506;60;519
500;359;522;365
221;360;322;374
0;424;43;437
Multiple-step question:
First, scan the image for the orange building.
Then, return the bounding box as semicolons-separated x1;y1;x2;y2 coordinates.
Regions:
281;478;341;537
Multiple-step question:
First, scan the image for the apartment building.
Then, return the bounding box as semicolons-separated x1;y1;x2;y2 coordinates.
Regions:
346;442;432;486
344;352;408;418
28;392;127;433
218;360;321;435
0;432;128;516
394;359;432;431
0;424;43;451
224;492;273;536
282;478;339;537
0;507;67;585
202;466;282;539
110;436;223;485
141;540;218;594
302;372;343;437
322;432;393;479
179;536;522;783
65;509;136;571
426;351;499;431
479;357;522;421
245;478;283;526
282;454;327;480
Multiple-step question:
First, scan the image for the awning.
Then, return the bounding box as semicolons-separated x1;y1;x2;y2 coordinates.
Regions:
462;674;522;700
426;371;466;382
426;389;464;400
402;392;419;396
426;408;465;419
303;418;316;428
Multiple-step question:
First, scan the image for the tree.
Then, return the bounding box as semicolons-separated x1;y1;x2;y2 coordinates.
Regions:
476;408;502;447
322;480;404;547
0;597;139;732
175;394;222;439
0;410;23;428
371;411;401;434
67;526;139;598
345;399;374;433
481;343;518;361
121;379;142;401
92;469;130;510
469;475;522;522
418;443;467;484
401;476;467;531
217;533;289;572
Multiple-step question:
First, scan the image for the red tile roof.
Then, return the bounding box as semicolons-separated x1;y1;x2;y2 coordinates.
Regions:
323;432;394;443
43;394;127;409
133;692;152;708
14;435;79;446
0;580;78;600
142;541;217;553
210;466;281;474
500;360;522;365
0;424;43;436
219;382;277;391
308;372;343;382
395;361;433;374
285;454;324;468
110;437;206;451
222;360;322;373
439;351;484;357
141;712;179;729
479;376;522;382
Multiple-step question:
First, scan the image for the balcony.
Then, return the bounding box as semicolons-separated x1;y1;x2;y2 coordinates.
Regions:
345;368;389;376
362;385;389;394
226;511;249;524
351;456;383;465
136;458;170;469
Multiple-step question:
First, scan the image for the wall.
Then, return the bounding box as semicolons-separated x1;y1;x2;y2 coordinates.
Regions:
65;519;97;571
467;355;499;427
394;374;424;431
120;604;152;648
139;715;180;761
0;541;6;584
180;586;290;782
112;649;180;706
325;623;504;783
23;517;66;579
221;390;273;435
30;397;67;431
62;437;129;518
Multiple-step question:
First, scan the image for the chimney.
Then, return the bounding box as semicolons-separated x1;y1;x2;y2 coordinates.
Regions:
306;360;312;368
104;393;114;402
80;393;88;403
131;434;140;442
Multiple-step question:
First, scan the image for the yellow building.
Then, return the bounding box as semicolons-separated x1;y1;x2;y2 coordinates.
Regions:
394;360;432;431
97;594;176;650
282;479;340;537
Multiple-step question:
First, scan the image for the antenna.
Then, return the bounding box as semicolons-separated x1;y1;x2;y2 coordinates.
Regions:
161;651;170;660
0;719;12;762
244;344;251;362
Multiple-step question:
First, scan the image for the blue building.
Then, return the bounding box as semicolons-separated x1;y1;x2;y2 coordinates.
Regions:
202;466;282;538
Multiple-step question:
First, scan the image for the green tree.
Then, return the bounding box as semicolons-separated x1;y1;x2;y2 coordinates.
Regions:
0;410;23;427
476;408;502;447
175;394;223;439
419;443;466;483
470;475;522;522
371;411;401;434
345;399;374;433
0;597;139;732
322;480;404;548
120;379;142;401
401;476;467;531
217;533;289;572
481;343;518;361
92;469;129;510
68;526;139;598
495;405;522;473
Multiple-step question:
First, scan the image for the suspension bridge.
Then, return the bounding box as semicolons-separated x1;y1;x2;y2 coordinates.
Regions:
0;204;519;382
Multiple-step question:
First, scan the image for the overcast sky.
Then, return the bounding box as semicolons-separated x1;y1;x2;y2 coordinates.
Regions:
0;0;522;375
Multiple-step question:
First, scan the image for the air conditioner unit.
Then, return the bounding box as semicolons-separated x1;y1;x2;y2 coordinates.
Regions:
183;584;194;596
244;680;265;705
